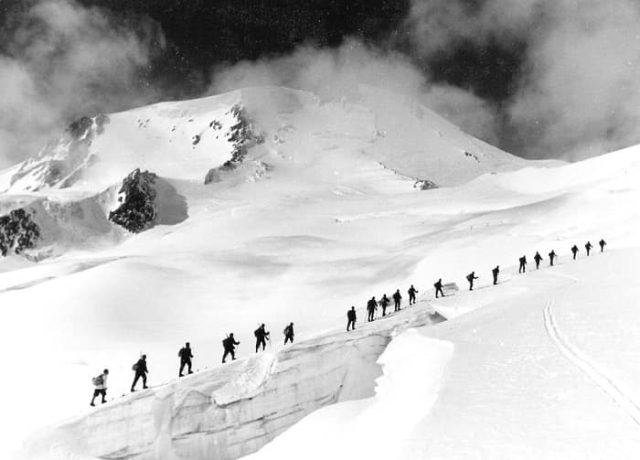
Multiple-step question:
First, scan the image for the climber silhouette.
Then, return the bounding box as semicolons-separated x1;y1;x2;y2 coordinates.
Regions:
492;266;500;285
466;272;478;291
347;306;357;331
408;285;418;305
367;297;378;322
599;239;607;252
518;256;527;274
393;289;402;312
222;334;240;363
434;279;445;298
534;252;543;270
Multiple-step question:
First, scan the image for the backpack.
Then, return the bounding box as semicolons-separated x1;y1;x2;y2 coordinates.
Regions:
466;274;473;281
254;329;260;338
132;362;139;372
92;374;104;386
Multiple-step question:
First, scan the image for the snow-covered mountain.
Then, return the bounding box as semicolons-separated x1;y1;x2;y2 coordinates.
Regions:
0;85;532;259
2;85;639;459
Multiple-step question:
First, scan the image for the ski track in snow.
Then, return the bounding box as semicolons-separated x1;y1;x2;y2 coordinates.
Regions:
543;297;640;427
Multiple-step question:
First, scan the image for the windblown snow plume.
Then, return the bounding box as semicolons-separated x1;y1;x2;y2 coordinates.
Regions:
0;0;164;167
209;40;501;147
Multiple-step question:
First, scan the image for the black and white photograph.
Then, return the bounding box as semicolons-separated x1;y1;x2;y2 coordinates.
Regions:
1;0;639;458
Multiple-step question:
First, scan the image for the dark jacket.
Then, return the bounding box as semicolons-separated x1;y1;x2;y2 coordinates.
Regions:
223;336;239;350
179;347;193;360
254;326;270;341
347;309;356;321
134;358;148;374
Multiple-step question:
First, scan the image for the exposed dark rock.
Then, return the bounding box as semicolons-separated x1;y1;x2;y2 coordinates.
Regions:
0;209;41;256
109;169;158;233
464;151;480;162
204;105;264;184
414;180;439;190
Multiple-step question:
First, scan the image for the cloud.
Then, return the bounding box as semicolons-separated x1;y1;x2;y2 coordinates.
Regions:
0;0;164;167
406;0;640;159
209;39;500;143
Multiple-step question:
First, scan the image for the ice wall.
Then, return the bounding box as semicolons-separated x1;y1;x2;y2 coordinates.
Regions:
25;309;444;460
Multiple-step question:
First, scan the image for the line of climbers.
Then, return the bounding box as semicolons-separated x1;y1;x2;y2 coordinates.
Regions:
90;322;295;406
345;239;606;330
90;238;606;406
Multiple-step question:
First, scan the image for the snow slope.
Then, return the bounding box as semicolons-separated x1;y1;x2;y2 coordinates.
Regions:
24;307;443;460
247;249;640;460
0;85;638;459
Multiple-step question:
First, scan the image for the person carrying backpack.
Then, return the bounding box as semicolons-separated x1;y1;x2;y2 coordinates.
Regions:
599;239;607;252
380;294;390;317
90;369;109;406
549;250;557;266
408;285;418;305
518;256;527;274
434;279;445;298
467;272;478;291
492;266;500;285
131;355;148;392
254;324;270;352
392;289;402;312
347;306;357;331
178;342;193;377
534;252;543;270
283;322;295;344
367;297;378;322
585;241;593;256
222;333;240;363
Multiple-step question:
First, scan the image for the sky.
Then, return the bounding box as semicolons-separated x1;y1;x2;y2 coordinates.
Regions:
1;0;640;165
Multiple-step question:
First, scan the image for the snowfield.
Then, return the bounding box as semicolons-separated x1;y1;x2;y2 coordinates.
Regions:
0;85;639;459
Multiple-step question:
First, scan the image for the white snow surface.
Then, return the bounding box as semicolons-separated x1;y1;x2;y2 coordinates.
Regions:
244;329;455;460
0;85;638;459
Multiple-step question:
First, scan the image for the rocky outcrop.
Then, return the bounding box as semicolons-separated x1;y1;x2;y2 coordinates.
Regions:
109;169;159;233
0;208;41;256
204;105;264;185
109;169;188;233
25;309;445;460
414;179;439;190
9;114;109;191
